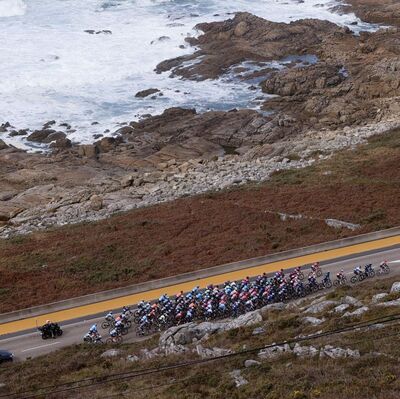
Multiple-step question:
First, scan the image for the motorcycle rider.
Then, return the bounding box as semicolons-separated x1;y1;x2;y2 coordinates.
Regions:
44;320;55;338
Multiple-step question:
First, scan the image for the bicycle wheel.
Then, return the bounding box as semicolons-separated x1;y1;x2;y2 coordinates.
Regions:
125;320;132;329
298;273;304;281
350;276;358;284
333;280;340;287
316;270;322;277
368;270;376;278
325;280;332;289
136;326;145;336
101;321;110;330
121;327;129;336
117;335;123;344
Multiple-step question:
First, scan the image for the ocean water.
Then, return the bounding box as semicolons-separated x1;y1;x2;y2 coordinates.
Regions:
0;0;376;149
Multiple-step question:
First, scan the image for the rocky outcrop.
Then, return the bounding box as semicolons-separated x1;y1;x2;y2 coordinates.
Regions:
390;282;400;293
157;15;346;80
333;304;350;313
195;344;232;359
302;316;325;326
371;293;389;303
156;12;400;133
1;9;400;237
342;306;369;317
342;0;400;27
159;310;262;349
229;369;248;388
341;296;363;307
135;88;160;98
258;343;360;360
0;140;9;151
1;117;398;238
304;300;338;314
101;349;123;358
244;359;261;368
26;129;66;144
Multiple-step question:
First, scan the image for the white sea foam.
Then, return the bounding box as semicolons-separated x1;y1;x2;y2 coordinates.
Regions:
0;0;378;149
0;0;26;17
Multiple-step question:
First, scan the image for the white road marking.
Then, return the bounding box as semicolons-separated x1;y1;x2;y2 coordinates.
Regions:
21;342;61;352
388;260;400;263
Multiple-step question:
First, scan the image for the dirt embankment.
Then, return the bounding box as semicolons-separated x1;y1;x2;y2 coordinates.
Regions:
0;130;399;313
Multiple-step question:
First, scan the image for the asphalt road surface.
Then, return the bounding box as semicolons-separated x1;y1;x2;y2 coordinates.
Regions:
1;244;399;362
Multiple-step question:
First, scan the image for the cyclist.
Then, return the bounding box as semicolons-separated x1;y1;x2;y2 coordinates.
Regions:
322;271;331;284
336;269;345;281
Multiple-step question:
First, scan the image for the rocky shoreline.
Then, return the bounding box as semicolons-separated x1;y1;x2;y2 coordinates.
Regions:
1;6;400;237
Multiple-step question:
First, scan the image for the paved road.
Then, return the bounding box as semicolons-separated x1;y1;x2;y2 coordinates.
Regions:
1;244;399;361
2;235;400;336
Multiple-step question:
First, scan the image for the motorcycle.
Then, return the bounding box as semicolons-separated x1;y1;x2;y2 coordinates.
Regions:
38;323;63;340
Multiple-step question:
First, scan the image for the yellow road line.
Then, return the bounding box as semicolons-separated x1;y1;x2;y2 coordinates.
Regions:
1;235;400;335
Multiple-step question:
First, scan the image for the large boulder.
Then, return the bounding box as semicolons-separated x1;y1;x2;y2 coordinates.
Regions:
293;343;319;358
304;300;338;314
27;129;66;144
195;345;232;359
258;344;292;359
371;293;389;303
244;359;261;368
159;309;262;349
302;316;325;325
135;88;160;98
229;370;248;388
0;139;9;150
320;345;360;359
390;282;400;293
333;304;350;313
50;137;72;149
78;144;99;159
101;349;122;358
377;299;400;307
342;306;369;317
0;203;24;222
341;296;363;307
89;195;103;211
